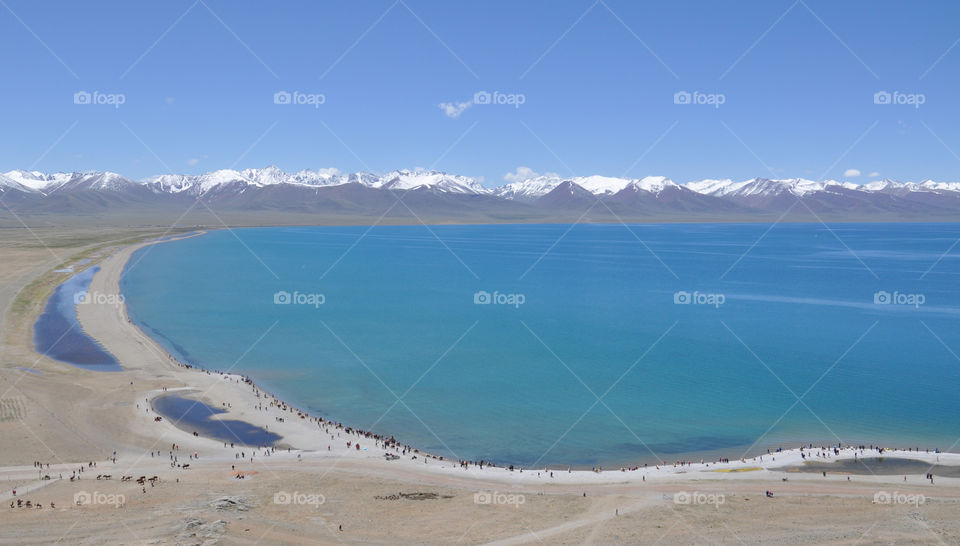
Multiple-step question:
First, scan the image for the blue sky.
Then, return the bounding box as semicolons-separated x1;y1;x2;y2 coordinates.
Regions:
2;0;959;186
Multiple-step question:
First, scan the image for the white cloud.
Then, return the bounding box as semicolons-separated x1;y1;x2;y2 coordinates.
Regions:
187;154;208;166
843;168;861;177
316;167;340;177
504;166;560;183
439;101;472;119
868;171;880;177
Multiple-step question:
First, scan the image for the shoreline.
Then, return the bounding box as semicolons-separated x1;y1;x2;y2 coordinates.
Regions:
5;224;960;543
67;232;960;486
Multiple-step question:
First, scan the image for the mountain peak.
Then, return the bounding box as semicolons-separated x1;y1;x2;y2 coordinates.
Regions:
5;168;960;219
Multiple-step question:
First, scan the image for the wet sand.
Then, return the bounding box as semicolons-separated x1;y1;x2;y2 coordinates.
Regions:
786;456;960;478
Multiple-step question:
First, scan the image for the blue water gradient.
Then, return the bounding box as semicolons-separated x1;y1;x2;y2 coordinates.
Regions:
120;223;960;466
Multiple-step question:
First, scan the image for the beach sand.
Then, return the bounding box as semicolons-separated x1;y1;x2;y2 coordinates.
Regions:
0;225;959;544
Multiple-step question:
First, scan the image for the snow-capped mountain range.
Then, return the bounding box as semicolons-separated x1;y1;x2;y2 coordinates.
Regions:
2;166;959;220
1;167;488;196
3;166;958;199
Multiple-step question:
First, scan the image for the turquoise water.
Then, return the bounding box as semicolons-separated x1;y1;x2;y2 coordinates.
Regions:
120;223;960;466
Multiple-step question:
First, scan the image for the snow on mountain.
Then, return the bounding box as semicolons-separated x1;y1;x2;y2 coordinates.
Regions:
225;166;345;188
2;170;141;194
144;174;198;194
802;179;860;195
3;170;74;192
917;180;960;192
2;170;47;190
684;179;741;195
793;179;828;196
863;179;901;192
495;175;678;200
732;178;796;197
0;173;40;194
78;172;136;191
238;166;286;186
493;175;566;200
375;169;489;194
7;167;960;207
197;169;252;191
144;170;246;194
684;177;863;199
346;172;380;187
143;167;491;197
287;168;345;187
145;167;345;195
628;176;679;195
860;178;960;194
574;175;633;195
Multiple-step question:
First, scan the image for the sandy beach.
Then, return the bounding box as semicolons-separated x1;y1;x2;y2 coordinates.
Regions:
1;228;959;544
7;0;960;542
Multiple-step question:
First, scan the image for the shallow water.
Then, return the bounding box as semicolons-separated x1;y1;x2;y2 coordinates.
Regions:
121;223;960;466
34;267;121;371
786;457;960;477
152;395;282;447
